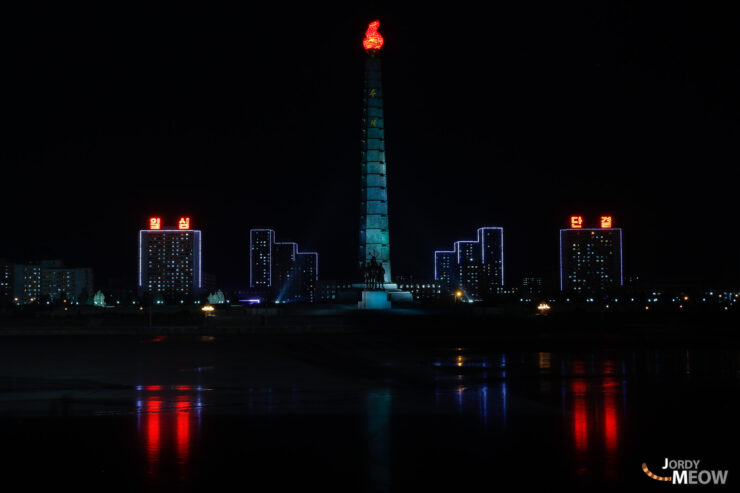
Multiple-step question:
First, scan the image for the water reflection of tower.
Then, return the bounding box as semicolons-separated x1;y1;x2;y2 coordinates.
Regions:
366;390;391;491
136;385;203;480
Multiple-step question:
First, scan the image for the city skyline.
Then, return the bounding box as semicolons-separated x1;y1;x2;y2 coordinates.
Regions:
2;5;738;289
2;215;641;303
1;8;738;492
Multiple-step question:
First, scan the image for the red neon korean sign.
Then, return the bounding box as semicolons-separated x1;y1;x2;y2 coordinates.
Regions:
600;216;613;228
570;216;584;229
178;217;191;230
149;217;161;230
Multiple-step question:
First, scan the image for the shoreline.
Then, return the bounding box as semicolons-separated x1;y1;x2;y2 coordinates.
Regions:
1;305;737;342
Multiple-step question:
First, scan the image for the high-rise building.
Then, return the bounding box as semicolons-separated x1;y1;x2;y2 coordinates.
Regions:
479;227;505;289
359;20;392;283
294;252;318;303
250;229;273;288
138;217;202;301
434;250;456;294
0;258;13;299
434;227;504;300
13;264;41;304
249;229;318;303
8;260;93;304
560;216;623;294
39;260;93;302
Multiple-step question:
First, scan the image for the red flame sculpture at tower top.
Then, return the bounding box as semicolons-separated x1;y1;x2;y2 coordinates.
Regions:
362;20;384;51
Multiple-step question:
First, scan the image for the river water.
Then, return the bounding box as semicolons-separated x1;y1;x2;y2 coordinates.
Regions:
0;334;737;491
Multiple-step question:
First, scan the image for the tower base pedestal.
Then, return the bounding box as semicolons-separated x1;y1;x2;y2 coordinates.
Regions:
358;290;391;310
354;283;413;309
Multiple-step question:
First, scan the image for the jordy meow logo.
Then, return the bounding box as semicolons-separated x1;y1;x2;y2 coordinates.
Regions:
642;459;729;485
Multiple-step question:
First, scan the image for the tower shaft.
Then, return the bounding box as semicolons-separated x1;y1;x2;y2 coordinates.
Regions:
359;56;391;282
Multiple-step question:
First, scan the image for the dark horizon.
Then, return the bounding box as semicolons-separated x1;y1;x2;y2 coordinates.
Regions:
2;4;739;290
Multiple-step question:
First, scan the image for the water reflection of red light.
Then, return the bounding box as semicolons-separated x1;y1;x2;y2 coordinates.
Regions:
176;400;190;463
571;380;587;394
138;387;200;479
572;380;588;454
567;360;622;481
602;379;618;454
602;377;619;480
144;399;161;475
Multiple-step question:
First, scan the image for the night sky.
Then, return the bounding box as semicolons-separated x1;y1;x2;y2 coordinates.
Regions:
2;4;739;289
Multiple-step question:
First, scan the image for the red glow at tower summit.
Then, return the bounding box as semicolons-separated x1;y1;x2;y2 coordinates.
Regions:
362;20;384;52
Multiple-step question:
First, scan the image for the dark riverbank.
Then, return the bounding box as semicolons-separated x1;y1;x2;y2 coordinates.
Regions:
0;305;737;344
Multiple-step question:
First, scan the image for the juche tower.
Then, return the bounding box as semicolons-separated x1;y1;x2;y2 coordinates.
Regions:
358;20;392;283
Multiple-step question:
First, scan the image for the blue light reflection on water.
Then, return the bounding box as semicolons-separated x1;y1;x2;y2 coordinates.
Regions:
2;338;739;492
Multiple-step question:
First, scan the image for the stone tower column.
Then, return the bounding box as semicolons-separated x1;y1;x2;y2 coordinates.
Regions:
359;20;391;283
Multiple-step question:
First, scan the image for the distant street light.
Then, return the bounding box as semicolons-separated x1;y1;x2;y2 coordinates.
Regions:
201;305;215;317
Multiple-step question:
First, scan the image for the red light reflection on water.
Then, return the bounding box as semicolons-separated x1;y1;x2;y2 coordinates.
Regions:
602;380;618;453
571;380;588;454
138;386;201;478
567;360;622;480
176;399;191;463
602;377;619;479
145;399;162;471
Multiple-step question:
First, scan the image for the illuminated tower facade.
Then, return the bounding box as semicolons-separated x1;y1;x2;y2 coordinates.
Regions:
359;20;392;283
138;217;202;301
560;216;623;294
